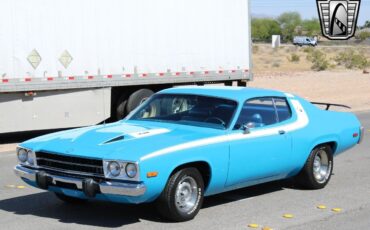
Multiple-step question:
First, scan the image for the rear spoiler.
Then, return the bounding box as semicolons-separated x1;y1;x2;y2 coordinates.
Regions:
311;102;351;110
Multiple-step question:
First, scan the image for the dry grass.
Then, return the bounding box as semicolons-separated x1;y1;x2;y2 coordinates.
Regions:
253;44;370;72
251;44;370;111
249;70;370;112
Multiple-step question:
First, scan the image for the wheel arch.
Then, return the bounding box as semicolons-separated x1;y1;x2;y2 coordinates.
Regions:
170;161;212;191
311;141;337;155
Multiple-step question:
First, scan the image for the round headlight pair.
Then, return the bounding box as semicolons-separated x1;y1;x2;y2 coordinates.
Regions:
107;161;137;178
17;148;35;165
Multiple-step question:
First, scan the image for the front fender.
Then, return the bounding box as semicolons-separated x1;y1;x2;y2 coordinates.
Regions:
139;142;229;201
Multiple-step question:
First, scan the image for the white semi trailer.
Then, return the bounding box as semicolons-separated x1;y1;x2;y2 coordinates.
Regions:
0;0;252;134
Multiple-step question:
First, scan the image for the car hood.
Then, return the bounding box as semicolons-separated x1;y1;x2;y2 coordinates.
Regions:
21;121;224;162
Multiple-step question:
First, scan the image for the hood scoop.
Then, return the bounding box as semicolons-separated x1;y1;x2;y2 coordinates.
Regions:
103;135;125;144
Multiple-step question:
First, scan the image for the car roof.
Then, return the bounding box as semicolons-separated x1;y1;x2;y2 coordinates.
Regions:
159;86;289;102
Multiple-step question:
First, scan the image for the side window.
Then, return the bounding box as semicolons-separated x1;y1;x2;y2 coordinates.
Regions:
273;98;292;122
234;97;278;129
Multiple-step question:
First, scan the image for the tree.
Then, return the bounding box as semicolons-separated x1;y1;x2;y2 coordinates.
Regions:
301;18;321;36
364;20;370;28
277;12;302;41
251;18;281;41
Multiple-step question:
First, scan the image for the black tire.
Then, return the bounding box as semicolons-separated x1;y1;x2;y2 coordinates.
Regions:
126;89;154;113
54;192;87;204
156;168;204;222
295;145;333;189
116;94;128;120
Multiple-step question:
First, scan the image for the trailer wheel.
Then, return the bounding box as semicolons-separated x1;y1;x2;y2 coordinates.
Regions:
126;89;154;113
116;94;128;120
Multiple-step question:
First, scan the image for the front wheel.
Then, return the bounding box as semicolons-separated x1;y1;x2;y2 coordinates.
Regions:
156;168;204;222
295;145;333;189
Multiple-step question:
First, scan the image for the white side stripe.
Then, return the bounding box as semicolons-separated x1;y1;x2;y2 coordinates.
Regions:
285;92;295;98
140;99;308;161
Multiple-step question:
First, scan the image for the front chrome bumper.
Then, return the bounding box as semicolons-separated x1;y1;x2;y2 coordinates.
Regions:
14;165;146;197
358;126;364;144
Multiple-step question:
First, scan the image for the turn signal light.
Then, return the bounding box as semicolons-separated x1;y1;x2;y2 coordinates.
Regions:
147;172;158;178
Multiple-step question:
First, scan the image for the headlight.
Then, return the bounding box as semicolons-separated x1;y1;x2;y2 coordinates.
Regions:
107;161;121;177
27;150;35;165
17;149;28;162
125;163;137;178
103;160;139;181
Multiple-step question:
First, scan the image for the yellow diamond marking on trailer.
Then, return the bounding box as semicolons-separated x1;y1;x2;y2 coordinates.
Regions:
317;205;327;209
247;223;259;228
27;49;42;69
332;208;342;212
283;214;294;219
16;185;26;189
5;185;16;188
59;50;73;69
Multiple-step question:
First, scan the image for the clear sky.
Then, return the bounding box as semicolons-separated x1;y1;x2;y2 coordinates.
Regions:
251;0;370;26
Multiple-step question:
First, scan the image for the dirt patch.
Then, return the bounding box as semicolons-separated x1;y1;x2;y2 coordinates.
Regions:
253;44;370;72
0;143;17;153
249;70;370;112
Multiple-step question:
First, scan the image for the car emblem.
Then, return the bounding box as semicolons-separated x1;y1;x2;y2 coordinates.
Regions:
316;0;361;40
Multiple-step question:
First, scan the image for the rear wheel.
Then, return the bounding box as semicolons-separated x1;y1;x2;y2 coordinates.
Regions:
156;168;204;222
295;145;333;189
54;192;87;204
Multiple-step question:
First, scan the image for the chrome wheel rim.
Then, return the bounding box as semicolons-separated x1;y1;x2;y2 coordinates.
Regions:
175;176;198;213
313;149;331;184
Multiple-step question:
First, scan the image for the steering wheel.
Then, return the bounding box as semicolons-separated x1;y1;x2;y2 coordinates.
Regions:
204;117;226;127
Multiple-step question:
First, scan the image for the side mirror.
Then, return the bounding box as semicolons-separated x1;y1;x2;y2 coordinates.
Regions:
242;122;256;134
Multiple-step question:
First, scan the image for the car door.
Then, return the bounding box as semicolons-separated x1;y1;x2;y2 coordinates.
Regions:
225;97;293;188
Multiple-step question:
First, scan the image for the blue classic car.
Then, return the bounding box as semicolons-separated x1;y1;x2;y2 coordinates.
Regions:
14;86;363;221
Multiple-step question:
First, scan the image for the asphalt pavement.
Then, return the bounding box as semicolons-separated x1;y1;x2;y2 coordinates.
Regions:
0;111;369;230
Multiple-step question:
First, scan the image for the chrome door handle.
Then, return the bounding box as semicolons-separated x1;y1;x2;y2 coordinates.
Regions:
278;130;286;135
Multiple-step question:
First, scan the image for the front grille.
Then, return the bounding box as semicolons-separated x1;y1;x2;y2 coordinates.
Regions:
36;151;104;177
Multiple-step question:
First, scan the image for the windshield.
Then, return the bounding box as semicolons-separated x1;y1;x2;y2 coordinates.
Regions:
128;94;237;129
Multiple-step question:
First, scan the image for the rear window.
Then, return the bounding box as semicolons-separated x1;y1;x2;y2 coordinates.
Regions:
273;98;292;122
234;97;292;129
234;98;278;129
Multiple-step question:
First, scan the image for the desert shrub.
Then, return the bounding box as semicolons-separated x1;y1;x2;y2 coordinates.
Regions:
272;61;281;68
288;53;300;62
303;47;314;53
334;50;369;69
356;31;370;41
306;50;329;71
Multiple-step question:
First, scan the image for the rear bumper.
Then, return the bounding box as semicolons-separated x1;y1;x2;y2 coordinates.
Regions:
14;165;146;197
358;126;364;144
